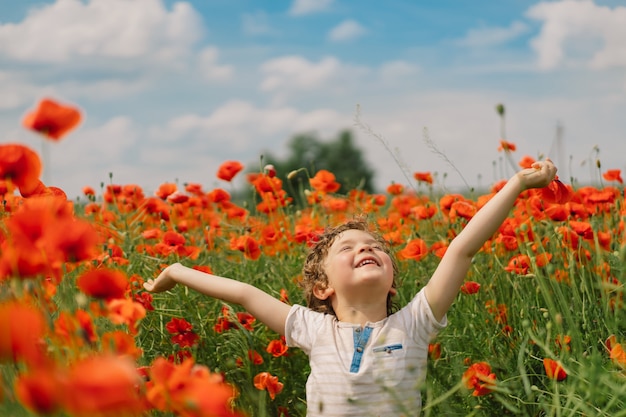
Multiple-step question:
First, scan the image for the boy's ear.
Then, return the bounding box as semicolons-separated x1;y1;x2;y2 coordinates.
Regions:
313;283;334;300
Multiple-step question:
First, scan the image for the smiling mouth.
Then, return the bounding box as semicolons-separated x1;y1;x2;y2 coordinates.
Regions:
356;258;379;267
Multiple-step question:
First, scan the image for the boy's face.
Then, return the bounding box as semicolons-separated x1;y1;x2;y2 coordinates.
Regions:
321;229;395;301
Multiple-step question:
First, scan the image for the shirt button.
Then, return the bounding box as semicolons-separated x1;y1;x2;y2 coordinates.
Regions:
356;347;363;353
355;328;361;333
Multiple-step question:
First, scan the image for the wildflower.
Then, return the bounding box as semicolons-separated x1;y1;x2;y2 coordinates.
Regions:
462;362;496;396
237;350;264;367
230;235;261;261
0;143;42;196
101;330;143;359
387;183;404;195
107;298;146;335
146;357;241;417
543;358;567;381
541;176;572;204
254;372;284;400
155;183;177;200
460;281;481;295
14;367;64;415
504;254;531;274
428;343;441;360
217;160;244;182
518;155;536;169
413;171;433;184
166;317;200;348
398;238;429;262
22;98;82;140
264;164;277;177
266;337;289;358
62;355;144;417
0;301;47;366
497;140;516;152
77;268;128;300
602;169;623;184
309;169;341;193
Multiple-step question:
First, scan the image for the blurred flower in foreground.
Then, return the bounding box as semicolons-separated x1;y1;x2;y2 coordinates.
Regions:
543;358;567;381
217;160;244;182
463;361;496;396
413;171;433;184
497;140;516;152
254;372;284;400
0;144;42;196
22;98;82;141
602;169;623;184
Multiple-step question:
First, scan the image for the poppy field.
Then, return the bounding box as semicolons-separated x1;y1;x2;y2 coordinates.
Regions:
1;98;626;416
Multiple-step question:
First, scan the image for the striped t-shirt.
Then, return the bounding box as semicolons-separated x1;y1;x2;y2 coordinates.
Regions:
284;288;447;416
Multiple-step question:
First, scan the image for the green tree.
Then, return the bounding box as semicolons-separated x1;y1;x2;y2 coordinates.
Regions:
260;130;376;206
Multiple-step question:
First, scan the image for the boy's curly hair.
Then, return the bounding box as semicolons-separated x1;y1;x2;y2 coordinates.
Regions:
300;217;399;317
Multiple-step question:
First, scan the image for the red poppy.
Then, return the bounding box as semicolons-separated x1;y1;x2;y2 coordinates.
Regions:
266;338;289;357
398;238;429;262
497;140;516;152
463;361;496;396
207;188;231;203
107;298;147;335
413;171;433;184
460;281;481;295
77;268;128;300
217;160;244;182
309;170;341;193
504;254;531;274
541;177;572;204
155;183;177;200
254;372;284;400
610;344;626;368
230;235;261;260
22;98;82;141
428;343;441;360
543;358;567;381
146;357;241;417
166;317;199;348
0;301;47;366
62;355;144;417
602;169;623;184
386;183;404;195
0;144;42;195
518;155;536;169
15;367;64;415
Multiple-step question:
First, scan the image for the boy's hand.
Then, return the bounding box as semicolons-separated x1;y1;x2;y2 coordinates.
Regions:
143;263;180;293
517;159;557;190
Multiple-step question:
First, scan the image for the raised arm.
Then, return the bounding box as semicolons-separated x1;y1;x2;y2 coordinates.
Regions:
424;160;557;321
143;263;292;335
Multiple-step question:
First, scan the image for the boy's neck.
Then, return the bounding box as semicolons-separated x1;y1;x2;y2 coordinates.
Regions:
334;302;388;326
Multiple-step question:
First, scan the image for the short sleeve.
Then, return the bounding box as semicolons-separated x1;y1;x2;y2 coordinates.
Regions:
284;304;328;355
403;288;447;345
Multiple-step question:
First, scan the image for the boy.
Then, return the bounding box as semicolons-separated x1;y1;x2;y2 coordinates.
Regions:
143;159;557;416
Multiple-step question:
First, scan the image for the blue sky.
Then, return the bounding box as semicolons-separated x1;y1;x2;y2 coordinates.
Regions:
1;0;625;199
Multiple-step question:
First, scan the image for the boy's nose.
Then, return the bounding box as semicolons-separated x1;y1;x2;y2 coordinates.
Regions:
359;244;373;252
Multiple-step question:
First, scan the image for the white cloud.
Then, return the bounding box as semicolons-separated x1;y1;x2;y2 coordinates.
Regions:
160;100;347;150
195;47;233;81
0;0;204;64
260;56;342;93
527;0;626;70
328;19;367;42
289;0;334;16
457;21;529;47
